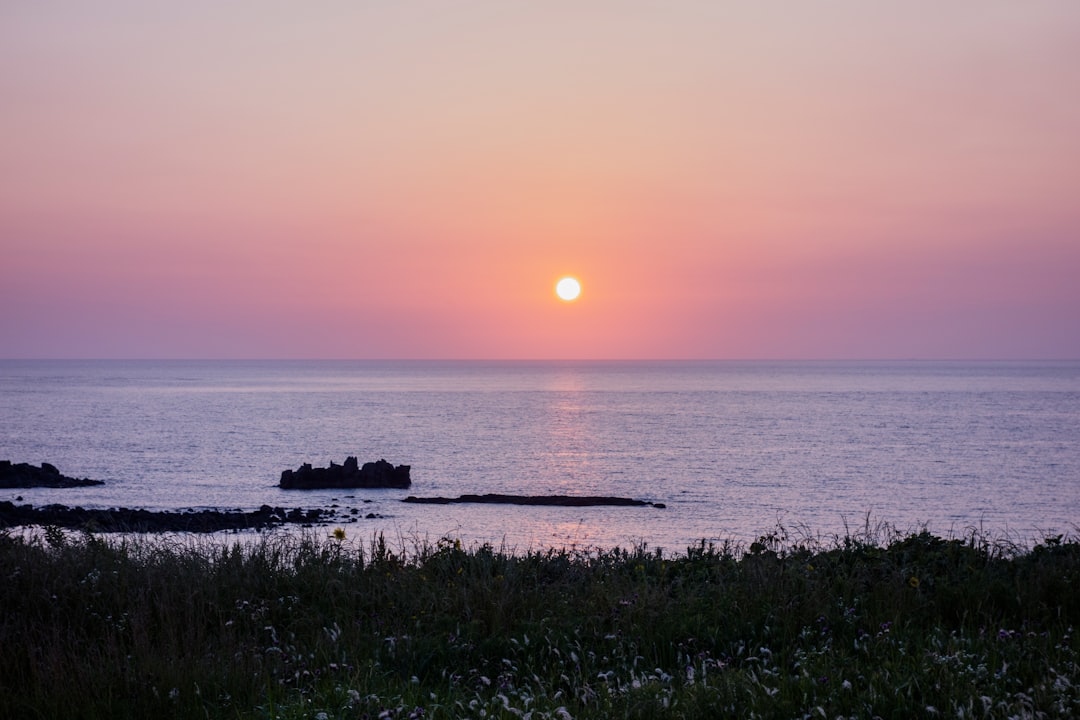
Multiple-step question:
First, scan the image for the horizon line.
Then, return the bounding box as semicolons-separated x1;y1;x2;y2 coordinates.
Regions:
2;357;1078;363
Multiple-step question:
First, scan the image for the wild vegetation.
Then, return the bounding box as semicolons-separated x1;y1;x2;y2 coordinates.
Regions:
2;522;1078;719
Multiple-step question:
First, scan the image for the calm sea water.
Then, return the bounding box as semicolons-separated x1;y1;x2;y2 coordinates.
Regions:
1;360;1078;551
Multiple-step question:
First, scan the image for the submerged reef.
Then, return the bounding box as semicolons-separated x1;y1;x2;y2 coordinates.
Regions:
403;493;666;508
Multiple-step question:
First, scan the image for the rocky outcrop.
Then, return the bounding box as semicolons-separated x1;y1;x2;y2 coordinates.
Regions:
0;461;105;488
0;501;335;533
279;457;411;490
402;494;665;508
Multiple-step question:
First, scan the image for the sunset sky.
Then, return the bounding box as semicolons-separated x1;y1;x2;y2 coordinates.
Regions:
3;2;1079;359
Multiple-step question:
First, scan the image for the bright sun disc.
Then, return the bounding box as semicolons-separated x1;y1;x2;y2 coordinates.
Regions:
555;277;581;301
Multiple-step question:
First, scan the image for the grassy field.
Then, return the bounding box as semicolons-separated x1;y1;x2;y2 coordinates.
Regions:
2;523;1078;719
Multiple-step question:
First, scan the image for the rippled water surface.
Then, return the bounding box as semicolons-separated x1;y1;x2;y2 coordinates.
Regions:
2;360;1078;551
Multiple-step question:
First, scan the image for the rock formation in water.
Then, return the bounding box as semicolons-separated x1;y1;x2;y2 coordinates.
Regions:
279;457;411;489
0;461;105;488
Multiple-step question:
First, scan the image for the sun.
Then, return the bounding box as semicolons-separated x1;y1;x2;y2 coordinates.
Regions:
555;276;581;302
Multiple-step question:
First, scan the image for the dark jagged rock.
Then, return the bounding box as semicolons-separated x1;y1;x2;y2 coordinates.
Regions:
0;461;104;488
0;501;335;533
402;494;665;509
279;457;411;489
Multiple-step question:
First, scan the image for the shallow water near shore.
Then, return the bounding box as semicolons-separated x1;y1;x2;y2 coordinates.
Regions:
2;359;1078;550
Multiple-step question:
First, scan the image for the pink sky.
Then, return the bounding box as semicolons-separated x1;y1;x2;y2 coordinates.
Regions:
2;2;1079;359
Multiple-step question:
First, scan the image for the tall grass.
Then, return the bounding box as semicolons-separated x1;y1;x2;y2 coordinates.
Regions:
2;523;1078;718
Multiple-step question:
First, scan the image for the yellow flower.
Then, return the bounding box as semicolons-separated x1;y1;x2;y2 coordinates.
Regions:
331;527;346;541
908;576;920;588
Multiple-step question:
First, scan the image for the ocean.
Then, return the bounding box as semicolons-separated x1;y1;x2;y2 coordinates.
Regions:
1;359;1078;552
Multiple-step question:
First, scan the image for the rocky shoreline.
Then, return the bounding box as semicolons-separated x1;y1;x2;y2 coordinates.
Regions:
0;501;367;533
1;459;666;533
